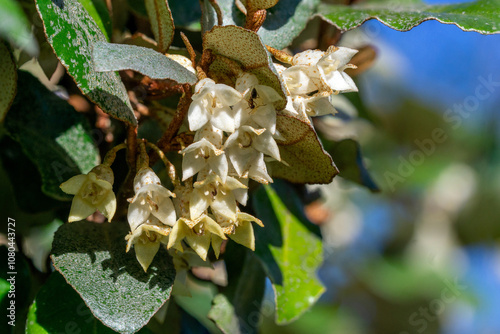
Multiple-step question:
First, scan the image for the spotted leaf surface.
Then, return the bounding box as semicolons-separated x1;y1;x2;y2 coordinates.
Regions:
51;220;176;334
269;114;338;184
0;42;16;122
145;0;175;53
36;0;136;125
203;25;287;109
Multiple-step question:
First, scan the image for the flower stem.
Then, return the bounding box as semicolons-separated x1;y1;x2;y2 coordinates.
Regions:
146;142;180;187
102;143;126;167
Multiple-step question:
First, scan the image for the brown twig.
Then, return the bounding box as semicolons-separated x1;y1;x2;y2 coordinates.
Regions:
157;84;193;151
181;32;197;68
208;0;223;26
266;45;293;64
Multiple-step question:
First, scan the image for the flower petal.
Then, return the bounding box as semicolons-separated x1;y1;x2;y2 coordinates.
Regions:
96;191;117;221
68;196;96;222
211;192;237;221
153;197;177;226
189;189;210;220
134;240;161;272
229;221;255;250
60;174;88;195
127;200;150;231
188;103;209;131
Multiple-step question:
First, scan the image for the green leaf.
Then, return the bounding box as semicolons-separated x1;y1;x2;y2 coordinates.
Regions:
145;0;175;53
0;0;38;56
78;0;113;41
93;42;198;84
0;42;16;122
36;0;137;125
318;0;500;34
4;71;99;201
203;25;286;109
252;183;325;324
325;138;380;192
269;114;338;184
26;272;116;334
208;244;267;334
169;0;202;29
51;220;176;334
216;0;320;49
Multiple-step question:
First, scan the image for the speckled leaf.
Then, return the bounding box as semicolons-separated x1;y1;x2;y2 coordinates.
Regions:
217;0;320;49
252;183;325;324
203;25;286;109
26;272;116;334
318;0;500;34
325;138;380;192
51;220;176;334
94;42;197;83
79;0;112;40
145;0;175;53
268;114;338;184
0;42;16;122
4;71;99;201
36;0;136;125
245;0;279;10
0;0;38;56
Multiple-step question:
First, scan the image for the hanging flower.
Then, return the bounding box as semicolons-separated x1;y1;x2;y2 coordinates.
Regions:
187;78;244;133
60;164;116;222
127;167;176;232
234;73;282;133
224;125;280;183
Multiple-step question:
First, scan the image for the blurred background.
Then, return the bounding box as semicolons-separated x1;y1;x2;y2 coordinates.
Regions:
262;0;500;333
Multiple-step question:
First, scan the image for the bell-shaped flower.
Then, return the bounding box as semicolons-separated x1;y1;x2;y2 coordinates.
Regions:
125;216;171;272
234;73;282;134
167;215;226;260
224;125;280;183
181;130;228;182
127;167;176;232
166;54;196;74
213;211;264;251
189;172;246;221
292;93;338;118
187;78;244;133
60;164;116;222
291;46;358;94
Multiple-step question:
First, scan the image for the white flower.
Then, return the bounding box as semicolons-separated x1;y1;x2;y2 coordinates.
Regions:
224;125;280;183
234;73;282;133
187;78;243;133
60;165;116;222
189;172;247;221
292;46;358;94
181;124;228;182
125;216;171;272
127;167;176;232
291;94;338;118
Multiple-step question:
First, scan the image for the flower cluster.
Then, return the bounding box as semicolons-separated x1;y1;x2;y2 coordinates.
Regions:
59;46;359;272
275;46;358;120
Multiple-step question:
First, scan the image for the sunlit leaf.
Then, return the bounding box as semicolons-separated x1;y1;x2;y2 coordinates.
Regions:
145;0;175;53
318;0;500;34
4;71;99;201
93;42;197;84
0;42;16;122
252;183;325;324
269;114;338;184
36;0;136;125
0;0;38;56
51;220;176;334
